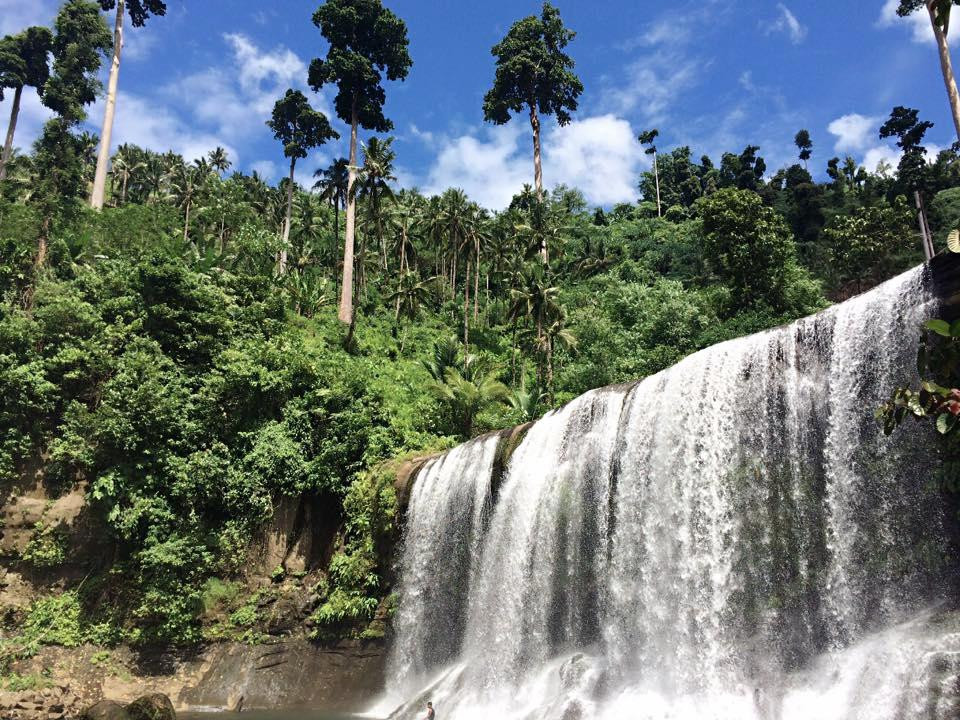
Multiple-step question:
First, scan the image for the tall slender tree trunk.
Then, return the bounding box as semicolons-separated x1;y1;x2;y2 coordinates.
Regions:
529;103;547;263
546;334;554;403
928;2;960;142
0;85;23;182
653;149;662;217
463;258;471;355
90;0;124;210
183;195;191;243
280;157;295;274
473;236;480;322
332;194;339;285
394;228;407;322
121;172;128;205
339;109;358;326
916;190;935;260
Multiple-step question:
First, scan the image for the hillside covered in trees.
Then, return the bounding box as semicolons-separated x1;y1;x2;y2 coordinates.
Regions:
1;0;960;672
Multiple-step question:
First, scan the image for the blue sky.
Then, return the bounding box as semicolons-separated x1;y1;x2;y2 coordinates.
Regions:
0;0;957;208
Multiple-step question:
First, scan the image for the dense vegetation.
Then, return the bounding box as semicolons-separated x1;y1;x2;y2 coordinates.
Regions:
0;0;958;660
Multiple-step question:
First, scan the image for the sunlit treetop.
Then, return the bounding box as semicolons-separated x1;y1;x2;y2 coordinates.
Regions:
97;0;167;27
483;1;583;126
308;0;412;132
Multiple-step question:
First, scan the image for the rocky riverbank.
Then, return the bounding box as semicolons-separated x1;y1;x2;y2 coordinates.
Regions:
0;686;84;720
9;640;384;714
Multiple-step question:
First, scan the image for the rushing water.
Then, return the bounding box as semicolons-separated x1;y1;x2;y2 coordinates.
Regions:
382;266;960;720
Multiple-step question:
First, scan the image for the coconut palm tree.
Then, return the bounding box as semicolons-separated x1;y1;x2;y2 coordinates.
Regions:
355;136;397;273
427;354;509;438
208;146;231;175
314;157;350;279
508;264;565;396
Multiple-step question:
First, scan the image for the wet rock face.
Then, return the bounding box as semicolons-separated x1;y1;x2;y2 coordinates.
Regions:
79;693;177;720
125;693;176;720
178;640;385;711
80;699;130;720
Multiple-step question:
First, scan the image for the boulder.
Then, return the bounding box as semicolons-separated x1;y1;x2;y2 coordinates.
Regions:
125;693;175;720
79;700;129;720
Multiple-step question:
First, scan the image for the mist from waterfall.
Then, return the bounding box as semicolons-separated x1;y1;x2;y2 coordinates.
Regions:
383;266;960;720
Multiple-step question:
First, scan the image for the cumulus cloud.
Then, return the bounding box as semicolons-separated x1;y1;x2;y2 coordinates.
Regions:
88;92;237;164
765;4;808;45
863;144;902;173
604;54;699;123
827;113;881;152
0;0;57;35
164;33;314;141
0;87;54;156
878;0;936;44
421;115;643;209
250;160;279;181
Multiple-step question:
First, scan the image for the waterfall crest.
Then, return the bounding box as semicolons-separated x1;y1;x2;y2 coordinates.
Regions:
384;266;959;720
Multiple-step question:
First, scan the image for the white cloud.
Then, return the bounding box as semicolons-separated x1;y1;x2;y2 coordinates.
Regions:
863;144;902;173
250;160;279;181
410;124;435;145
603;53;699;123
0;0;57;35
878;0;936;44
164;34;314;142
827;113;881;152
0;87;53;155
421;115;643;209
88;92;237;164
764;4;807;44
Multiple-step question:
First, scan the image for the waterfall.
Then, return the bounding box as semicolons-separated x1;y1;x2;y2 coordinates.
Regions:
383;266;960;720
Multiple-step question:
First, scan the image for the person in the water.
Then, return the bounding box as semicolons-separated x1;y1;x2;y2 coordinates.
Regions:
426;701;435;720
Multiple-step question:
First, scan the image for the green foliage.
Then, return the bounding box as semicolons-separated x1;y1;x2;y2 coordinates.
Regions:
699;188;816;312
310;464;397;639
822;198;916;289
879;317;960;436
483;2;583;128
308;0;412;132
268;89;338;163
20;521;68;568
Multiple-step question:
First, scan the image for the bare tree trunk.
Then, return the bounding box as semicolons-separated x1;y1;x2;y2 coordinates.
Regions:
463;258;471;356
90;0;124;210
338;109;358;325
394;227;406;322
183;196;191;243
929;2;960;142
653;149;662;217
0;85;23;182
529;103;547;263
546;334;554;403
121;171;128;205
916;190;936;260
280;157;295;274
333;194;339;285
473;236;480;323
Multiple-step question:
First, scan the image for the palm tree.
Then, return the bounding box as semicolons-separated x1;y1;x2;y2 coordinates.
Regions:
166;161;199;243
427;355;509;438
509;379;544;423
109;144;143;206
208;146;231;175
423;335;461;383
388;271;435;353
508;264;565;397
355;137;397;276
314;157;350;281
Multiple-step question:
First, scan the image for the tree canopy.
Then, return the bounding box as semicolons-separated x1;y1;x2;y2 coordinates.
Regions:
483;2;583;126
308;0;412;131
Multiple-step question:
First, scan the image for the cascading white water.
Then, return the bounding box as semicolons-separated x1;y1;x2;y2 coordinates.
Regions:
383;266;958;720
